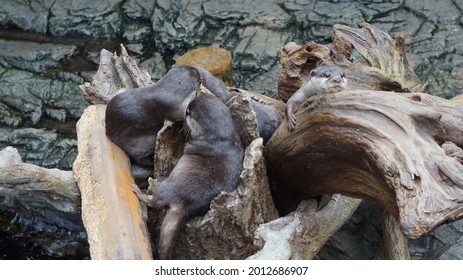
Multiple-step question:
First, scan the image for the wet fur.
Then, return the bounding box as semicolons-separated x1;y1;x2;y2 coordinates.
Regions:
132;93;244;259
285;65;347;131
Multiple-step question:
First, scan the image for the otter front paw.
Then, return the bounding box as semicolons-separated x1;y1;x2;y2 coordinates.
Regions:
131;183;142;197
286;113;297;131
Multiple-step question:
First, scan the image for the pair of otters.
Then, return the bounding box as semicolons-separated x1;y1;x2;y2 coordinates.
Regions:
105;64;347;259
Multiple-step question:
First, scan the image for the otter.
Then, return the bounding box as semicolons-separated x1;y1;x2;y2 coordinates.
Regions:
105;65;202;166
192;66;282;143
285;65;347;131
131;92;244;259
106;65;280;166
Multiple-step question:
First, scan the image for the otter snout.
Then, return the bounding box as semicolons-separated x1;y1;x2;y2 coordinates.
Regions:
333;76;342;83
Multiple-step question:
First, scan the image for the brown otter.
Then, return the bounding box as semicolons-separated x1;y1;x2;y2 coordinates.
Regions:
105;65;201;166
192;66;281;143
131;92;244;259
285;65;347;131
106;65;280;166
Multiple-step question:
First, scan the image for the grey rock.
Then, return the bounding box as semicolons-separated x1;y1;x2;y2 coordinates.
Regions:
203;0;290;29
0;67;86;126
317;201;381;260
151;0;205;51
122;0;155;21
0;0;54;33
0;39;76;73
139;53;167;81
439;239;463;260
0;128;77;170
49;0;123;38
123;24;152;43
404;0;461;24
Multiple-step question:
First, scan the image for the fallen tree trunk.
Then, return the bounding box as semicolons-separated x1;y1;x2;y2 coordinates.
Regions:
0;146;80;220
266;90;463;238
73;105;153;259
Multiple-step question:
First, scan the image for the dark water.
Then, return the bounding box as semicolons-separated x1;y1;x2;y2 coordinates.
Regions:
0;210;90;260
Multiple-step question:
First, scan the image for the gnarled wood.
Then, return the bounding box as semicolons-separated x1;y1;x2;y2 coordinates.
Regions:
277;23;425;103
266;90;463;238
248;195;361;260
332;22;424;92
79;44;152;104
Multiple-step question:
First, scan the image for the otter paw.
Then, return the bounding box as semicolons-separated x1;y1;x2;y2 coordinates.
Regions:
131;184;142;196
286;114;297;131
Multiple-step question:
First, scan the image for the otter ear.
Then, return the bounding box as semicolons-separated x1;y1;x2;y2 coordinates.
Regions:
198;84;214;97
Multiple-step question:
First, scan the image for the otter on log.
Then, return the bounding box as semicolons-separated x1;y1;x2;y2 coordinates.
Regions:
285;65;347;131
105;65;201;166
131;92;244;259
105;65;280;167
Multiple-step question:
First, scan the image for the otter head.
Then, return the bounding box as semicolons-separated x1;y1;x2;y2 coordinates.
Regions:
185;93;237;142
309;65;347;93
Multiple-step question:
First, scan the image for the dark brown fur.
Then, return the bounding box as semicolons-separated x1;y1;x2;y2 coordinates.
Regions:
132;93;244;259
105;65;201;166
105;66;280;167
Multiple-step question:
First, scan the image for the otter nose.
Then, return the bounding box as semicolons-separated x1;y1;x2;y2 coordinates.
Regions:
333;77;341;83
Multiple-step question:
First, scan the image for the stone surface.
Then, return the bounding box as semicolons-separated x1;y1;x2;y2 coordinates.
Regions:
0;39;76;73
0;66;86;126
0;0;54;34
49;0;123;38
0;128;78;170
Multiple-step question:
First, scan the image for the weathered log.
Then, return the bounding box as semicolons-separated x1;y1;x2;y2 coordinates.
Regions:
266;90;463;238
230;87;285;117
73;105;152;259
451;92;463;106
277;42;331;102
248;195;361;260
0;146;80;221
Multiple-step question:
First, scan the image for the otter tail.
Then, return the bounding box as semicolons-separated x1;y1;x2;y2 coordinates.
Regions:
157;206;184;259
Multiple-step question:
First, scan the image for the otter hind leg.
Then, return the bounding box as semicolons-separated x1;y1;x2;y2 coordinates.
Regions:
158;206;184;260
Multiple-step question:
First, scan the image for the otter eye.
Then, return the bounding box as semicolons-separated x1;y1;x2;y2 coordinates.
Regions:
341;72;345;78
324;72;331;78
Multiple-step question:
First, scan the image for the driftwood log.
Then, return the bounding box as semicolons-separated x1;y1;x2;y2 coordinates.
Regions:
73;105;152;259
75;45;154;259
0;146;80;218
267;23;463;242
